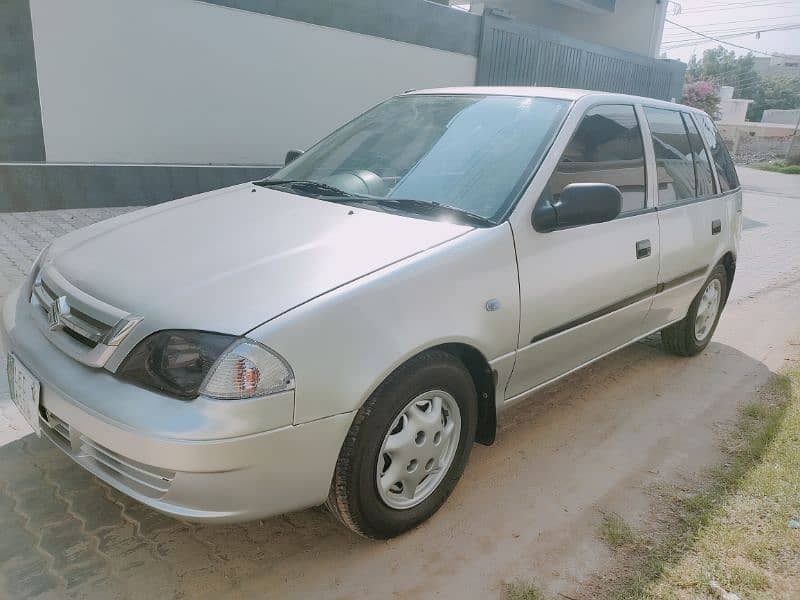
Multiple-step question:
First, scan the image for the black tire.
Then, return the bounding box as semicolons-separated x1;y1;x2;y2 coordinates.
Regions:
661;264;728;357
326;349;477;539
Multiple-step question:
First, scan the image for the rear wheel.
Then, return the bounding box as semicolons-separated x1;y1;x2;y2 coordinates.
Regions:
661;264;727;356
326;350;477;539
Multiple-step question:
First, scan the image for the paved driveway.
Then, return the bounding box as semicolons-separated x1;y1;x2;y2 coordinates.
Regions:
0;168;799;599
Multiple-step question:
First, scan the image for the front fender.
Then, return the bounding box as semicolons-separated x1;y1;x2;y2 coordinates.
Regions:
247;223;520;424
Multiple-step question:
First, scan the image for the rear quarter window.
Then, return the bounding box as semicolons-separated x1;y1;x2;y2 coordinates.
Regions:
696;114;740;192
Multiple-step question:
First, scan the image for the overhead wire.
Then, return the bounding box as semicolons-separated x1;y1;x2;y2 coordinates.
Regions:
663;23;800;43
679;1;798;15
663;19;796;56
662;23;800;46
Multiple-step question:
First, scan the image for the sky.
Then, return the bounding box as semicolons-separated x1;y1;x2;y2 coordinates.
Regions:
659;0;800;62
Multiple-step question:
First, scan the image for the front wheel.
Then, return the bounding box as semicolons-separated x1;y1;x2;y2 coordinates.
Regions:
326;350;477;539
661;264;728;356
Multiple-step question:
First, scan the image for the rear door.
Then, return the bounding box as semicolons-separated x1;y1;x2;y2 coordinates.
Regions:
506;103;660;399
642;108;738;328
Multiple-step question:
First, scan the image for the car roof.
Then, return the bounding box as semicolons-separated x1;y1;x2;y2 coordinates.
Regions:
405;86;708;117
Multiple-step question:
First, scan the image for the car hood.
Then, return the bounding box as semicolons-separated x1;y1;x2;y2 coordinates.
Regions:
48;184;472;334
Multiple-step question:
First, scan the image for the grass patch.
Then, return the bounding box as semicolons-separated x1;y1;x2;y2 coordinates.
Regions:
600;512;639;549
505;579;549;600
749;161;800;175
603;370;799;600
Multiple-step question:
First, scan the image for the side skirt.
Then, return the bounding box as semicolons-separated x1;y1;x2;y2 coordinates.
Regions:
500;316;684;411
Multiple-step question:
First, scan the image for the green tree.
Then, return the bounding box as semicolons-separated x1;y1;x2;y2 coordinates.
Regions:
748;75;800;122
685;46;761;106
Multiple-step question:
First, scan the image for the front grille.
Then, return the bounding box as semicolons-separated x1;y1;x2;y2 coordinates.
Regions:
41;408;71;448
39;407;174;500
32;275;113;347
78;436;175;499
29;265;141;368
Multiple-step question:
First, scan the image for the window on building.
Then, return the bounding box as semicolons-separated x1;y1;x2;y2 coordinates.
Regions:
683;113;716;197
543;104;647;214
645;107;696;206
696;114;740;192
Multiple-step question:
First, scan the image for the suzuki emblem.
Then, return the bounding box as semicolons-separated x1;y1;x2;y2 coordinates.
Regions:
47;296;70;331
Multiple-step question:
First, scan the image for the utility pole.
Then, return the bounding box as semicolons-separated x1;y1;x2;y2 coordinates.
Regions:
788;112;800;165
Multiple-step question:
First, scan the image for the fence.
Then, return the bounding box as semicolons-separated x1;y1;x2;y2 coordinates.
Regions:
476;9;685;101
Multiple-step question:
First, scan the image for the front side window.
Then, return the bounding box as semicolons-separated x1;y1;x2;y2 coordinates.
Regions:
683;113;716;197
270;95;571;222
542;104;647;214
696;114;740;192
645;107;696;206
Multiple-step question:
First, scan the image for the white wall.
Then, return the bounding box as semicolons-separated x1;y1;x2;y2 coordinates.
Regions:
29;0;477;165
718;99;751;125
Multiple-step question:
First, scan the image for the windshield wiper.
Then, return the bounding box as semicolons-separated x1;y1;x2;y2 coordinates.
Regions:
254;179;358;198
354;197;496;228
255;180;494;227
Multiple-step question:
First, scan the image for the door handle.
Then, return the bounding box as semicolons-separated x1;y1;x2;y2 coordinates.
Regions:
712;219;722;235
636;239;651;259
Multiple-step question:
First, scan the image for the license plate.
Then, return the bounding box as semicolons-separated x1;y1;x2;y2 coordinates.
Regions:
7;353;41;436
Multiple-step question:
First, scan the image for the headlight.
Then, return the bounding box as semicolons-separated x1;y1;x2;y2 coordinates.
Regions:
116;330;294;400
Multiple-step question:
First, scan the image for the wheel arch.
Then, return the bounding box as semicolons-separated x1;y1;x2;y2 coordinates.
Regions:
424;342;497;446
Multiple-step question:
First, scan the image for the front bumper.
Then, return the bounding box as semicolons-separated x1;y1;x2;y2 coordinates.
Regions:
2;287;354;522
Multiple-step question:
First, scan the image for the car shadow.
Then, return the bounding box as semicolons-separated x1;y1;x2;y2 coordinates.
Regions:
0;337;779;599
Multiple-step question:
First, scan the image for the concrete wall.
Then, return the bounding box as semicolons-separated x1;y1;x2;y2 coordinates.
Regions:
0;0;44;161
718;100;752;125
0;164;275;212
487;0;667;57
28;0;478;166
204;0;483;56
762;109;800;127
717;122;796;163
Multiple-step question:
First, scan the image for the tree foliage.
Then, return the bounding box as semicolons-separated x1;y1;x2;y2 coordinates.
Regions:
749;76;800;123
684;46;800;121
686;47;760;104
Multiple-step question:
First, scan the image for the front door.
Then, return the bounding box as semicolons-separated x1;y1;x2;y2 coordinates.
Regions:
506;104;660;400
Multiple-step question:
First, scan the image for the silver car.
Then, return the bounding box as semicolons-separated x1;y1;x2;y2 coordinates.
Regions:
3;87;741;539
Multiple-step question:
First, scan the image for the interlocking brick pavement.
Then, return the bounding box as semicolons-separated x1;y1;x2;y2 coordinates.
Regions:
0;208;139;300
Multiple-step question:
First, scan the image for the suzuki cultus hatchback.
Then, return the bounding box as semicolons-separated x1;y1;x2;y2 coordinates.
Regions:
4;88;741;539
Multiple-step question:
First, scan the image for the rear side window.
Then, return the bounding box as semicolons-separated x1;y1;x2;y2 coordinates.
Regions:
696;114;740;192
645;107;696;206
544;104;647;214
683;113;716;197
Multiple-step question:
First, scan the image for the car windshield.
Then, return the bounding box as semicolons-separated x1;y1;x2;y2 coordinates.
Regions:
267;94;571;222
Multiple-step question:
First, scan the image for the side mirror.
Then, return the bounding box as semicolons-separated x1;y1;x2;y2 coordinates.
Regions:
284;149;304;166
532;183;622;232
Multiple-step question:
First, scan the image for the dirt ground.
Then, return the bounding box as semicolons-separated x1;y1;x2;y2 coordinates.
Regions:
1;167;798;599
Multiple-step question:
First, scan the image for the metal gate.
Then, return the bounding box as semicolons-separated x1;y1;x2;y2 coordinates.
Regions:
476;9;685;101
